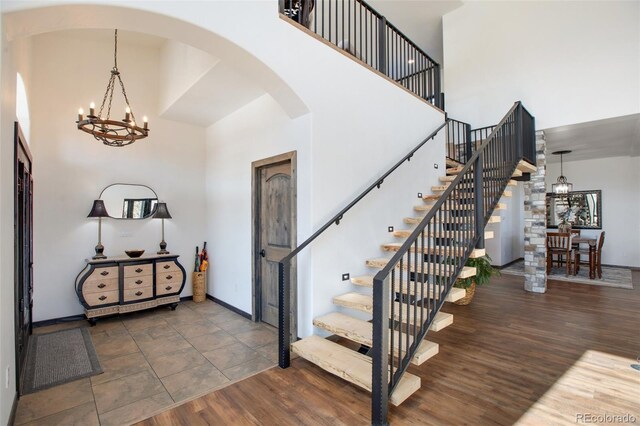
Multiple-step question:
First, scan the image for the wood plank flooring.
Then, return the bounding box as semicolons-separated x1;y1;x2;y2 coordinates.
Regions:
137;272;640;425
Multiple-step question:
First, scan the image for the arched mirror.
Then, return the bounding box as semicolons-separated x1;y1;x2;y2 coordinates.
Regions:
99;183;158;219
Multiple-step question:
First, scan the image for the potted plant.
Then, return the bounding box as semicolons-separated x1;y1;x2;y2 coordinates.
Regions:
453;254;499;305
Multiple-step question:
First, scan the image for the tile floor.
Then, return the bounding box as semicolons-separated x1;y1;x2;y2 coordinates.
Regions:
14;300;278;425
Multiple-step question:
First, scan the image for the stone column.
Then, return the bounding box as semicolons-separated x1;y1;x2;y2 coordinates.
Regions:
524;130;547;293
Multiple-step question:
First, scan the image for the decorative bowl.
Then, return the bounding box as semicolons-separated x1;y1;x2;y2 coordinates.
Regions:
125;249;145;258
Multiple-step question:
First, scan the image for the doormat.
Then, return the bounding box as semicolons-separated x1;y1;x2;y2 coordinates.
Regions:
500;260;633;289
22;328;102;394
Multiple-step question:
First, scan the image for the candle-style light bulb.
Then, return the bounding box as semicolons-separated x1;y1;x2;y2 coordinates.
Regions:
78;107;84;121
124;106;131;122
143;116;148;130
89;102;95;117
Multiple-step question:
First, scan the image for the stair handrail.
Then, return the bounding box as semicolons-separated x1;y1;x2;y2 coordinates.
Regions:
277;120;448;369
370;101;533;425
280;0;443;108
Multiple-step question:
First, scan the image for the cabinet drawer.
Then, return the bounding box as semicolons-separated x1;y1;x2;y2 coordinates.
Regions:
157;261;180;274
124;275;153;290
124;263;153;278
156;282;180;296
124;287;153;302
83;277;118;294
156;271;183;286
84;290;119;307
88;266;119;281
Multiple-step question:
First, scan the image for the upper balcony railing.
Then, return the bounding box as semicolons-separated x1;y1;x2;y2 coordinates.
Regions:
280;0;443;109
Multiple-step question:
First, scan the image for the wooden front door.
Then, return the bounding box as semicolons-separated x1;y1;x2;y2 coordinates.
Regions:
14;123;33;394
253;153;296;331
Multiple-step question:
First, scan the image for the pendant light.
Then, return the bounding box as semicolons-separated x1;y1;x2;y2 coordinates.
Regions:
76;30;149;147
552;150;573;194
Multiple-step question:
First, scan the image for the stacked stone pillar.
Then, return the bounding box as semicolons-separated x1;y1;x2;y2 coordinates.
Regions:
524;130;547;293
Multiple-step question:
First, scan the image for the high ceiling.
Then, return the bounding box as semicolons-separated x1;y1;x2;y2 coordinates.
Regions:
368;0;463;65
544;114;640;163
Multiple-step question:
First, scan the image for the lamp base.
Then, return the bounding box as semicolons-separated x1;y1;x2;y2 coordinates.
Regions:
157;240;169;255
93;243;107;260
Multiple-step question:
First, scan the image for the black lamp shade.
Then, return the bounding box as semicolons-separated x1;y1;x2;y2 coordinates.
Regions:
152;202;172;219
87;200;110;218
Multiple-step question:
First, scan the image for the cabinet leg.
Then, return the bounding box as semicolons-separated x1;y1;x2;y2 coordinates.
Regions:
170;303;178;311
87;318;97;327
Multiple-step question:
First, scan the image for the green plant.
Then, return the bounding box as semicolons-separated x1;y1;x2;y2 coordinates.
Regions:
454;254;500;289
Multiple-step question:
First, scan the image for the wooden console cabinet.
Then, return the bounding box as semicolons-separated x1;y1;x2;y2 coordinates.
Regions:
75;254;186;323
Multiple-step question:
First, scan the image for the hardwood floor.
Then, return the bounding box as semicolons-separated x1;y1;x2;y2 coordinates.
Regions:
137;273;640;425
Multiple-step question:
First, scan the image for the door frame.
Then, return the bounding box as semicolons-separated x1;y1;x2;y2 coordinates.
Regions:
14;122;33;395
251;151;297;340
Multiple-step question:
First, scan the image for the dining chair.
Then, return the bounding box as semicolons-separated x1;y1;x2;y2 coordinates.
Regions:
546;232;574;276
595;231;605;279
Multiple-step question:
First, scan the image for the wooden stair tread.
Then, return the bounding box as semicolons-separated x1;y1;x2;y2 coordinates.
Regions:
517;159;537;173
507;179;517;186
502;190;512;198
511;168;523;177
365;258;477;278
392;228;494;240
291;335;420;406
381;243;485;259
439;175;457;183
313;313;436;365
333;293;454;331
446;158;461;167
404;216;500;226
351;276;466;303
446;165;464;175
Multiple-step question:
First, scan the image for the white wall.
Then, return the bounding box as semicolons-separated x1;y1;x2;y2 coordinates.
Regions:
486;183;525;267
546;156;640;268
28;31;207;322
442;1;640;129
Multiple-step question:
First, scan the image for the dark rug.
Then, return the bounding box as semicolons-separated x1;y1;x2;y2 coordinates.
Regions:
22;327;102;394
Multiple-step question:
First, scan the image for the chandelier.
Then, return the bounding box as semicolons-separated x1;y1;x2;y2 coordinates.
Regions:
552;150;573;194
76;30;149;147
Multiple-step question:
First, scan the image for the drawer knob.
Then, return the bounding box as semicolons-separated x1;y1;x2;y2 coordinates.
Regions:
163;264;170;269
135;268;143;273
165;286;172;291
135;291;143;296
135;280;143;285
166;275;173;280
100;271;109;276
97;283;106;289
98;295;107;301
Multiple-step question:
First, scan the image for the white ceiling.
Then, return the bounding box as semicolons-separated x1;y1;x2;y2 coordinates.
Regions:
544;114;640;163
367;0;463;65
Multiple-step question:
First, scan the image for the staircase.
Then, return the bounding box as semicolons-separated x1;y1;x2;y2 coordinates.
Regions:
276;101;536;425
278;3;537;424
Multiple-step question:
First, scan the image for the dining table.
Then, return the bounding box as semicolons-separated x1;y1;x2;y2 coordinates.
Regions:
573;237;597;279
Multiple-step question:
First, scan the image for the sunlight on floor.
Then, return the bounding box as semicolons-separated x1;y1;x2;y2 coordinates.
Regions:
516;350;640;425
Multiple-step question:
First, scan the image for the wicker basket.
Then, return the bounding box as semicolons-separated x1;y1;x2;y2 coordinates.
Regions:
192;271;206;303
453;281;476;305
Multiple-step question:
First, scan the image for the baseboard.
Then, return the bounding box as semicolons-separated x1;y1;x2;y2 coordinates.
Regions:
9;391;18;425
205;294;251;320
180;295;193;302
495;257;524;269
32;314;85;329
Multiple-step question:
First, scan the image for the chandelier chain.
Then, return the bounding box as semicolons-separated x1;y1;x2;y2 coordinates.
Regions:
113;29;118;71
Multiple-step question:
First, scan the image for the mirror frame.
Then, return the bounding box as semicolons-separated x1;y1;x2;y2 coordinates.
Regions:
99;183;159;220
546;190;602;230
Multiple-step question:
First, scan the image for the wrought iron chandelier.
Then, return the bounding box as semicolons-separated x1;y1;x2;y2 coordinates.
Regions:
76;30;149;147
552;150;573;194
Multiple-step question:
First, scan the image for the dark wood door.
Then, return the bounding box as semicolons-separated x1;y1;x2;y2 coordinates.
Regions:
257;161;293;328
14;123;33;394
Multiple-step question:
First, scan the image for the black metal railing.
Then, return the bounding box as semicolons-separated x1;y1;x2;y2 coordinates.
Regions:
277;121;447;370
280;0;442;108
371;102;534;425
446;118;471;164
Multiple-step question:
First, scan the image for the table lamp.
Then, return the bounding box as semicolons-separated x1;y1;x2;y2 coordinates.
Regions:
87;199;110;259
152;202;172;254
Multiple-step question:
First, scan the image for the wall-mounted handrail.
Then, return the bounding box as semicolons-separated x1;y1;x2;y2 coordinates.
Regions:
277;120;448;369
280;0;443;108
